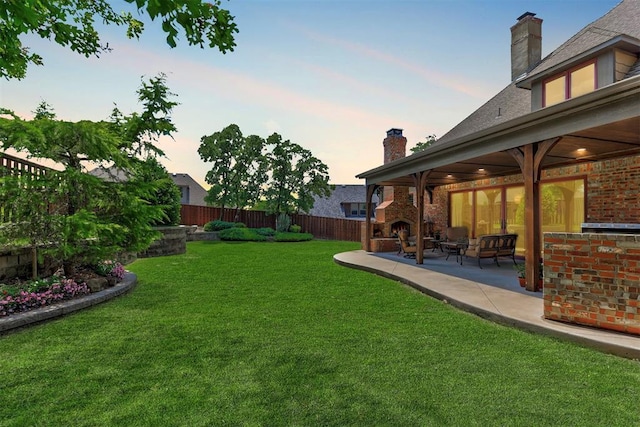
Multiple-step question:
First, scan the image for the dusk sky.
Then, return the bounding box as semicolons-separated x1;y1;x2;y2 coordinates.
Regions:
0;0;620;187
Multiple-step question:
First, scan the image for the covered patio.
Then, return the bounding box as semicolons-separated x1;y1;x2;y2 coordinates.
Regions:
358;76;640;292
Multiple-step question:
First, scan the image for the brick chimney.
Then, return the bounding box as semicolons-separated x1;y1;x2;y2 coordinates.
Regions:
383;128;406;164
510;12;542;81
374;128;417;237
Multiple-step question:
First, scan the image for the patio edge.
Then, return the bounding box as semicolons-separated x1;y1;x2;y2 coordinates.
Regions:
334;251;640;360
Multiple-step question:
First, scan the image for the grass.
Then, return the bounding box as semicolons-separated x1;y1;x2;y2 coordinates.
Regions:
1;240;639;426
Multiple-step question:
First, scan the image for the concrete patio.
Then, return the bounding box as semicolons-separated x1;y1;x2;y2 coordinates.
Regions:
334;249;640;360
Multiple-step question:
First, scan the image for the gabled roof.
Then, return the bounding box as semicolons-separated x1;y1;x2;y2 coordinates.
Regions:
525;0;640;80
357;0;640;188
436;84;530;144
435;0;639;147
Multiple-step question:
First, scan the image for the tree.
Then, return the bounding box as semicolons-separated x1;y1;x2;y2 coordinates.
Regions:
198;124;268;221
410;134;437;154
198;125;332;227
1;0;238;79
133;157;182;226
0;74;179;277
263;133;332;219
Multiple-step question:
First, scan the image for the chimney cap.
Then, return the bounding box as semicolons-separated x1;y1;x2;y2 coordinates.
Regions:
517;11;536;21
386;128;403;137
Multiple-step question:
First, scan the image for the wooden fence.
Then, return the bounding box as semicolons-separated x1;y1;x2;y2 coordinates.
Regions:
180;204;362;242
0;153;362;243
1;153;53;222
1;152;50;177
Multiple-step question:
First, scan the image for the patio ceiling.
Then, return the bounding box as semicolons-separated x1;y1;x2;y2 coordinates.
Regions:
357;76;640;188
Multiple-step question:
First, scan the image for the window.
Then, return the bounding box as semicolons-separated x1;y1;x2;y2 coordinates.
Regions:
343;202;375;218
450;178;584;255
543;61;596;107
179;186;189;204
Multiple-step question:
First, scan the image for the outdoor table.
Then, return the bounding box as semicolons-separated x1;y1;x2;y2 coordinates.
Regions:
441;241;467;264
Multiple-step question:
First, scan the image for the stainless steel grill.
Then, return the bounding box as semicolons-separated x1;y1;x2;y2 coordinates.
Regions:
581;223;640;234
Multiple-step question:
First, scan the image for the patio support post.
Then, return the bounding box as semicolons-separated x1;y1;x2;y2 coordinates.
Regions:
364;183;377;252
508;138;559;291
412;170;432;264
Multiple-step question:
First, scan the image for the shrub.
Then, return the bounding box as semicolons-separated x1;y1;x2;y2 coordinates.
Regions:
290;224;302;233
276;213;291;232
204;220;235;231
233;222;247;228
255;227;276;237
273;232;313;242
218;227;267;242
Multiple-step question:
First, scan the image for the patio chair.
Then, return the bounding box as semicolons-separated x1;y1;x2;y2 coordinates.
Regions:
397;230;417;258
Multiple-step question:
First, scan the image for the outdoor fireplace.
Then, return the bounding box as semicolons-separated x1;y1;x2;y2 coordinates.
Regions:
390;220;411;236
366;129;419;251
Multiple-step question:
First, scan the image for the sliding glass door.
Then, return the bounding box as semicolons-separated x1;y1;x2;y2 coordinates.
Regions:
449;178;584;255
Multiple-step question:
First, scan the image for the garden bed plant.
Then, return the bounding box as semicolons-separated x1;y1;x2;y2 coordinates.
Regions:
0;260;125;317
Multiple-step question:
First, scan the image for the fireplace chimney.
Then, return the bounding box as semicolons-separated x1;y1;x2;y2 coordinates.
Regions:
510;12;542;81
383;128;406;164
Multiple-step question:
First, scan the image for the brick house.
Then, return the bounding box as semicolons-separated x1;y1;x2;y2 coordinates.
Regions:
357;1;639;334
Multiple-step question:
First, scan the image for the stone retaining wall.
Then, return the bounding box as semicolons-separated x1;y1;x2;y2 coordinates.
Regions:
186;231;219;241
0;247;56;281
543;232;640;335
138;226;190;258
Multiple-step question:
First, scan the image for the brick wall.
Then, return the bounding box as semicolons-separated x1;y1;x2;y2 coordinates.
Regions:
543;232;640;335
586;156;640;223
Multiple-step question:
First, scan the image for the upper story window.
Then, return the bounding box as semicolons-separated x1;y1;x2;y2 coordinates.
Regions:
543;61;596;107
343;202;375;218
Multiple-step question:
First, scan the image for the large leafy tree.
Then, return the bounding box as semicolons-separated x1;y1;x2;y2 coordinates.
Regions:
410;134;437;154
198;124;268;221
0;74;179;277
198;125;332;225
1;0;238;79
263;133;332;217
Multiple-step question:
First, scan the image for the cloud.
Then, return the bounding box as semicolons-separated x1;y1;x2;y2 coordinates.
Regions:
291;25;493;100
101;42;408;133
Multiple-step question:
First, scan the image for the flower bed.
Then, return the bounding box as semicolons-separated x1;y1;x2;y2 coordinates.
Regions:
0;261;125;317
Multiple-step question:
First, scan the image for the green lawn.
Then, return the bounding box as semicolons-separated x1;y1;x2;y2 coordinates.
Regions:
1;240;639;426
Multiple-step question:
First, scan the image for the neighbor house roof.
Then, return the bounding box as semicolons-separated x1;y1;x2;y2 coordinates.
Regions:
88;166;129;182
169;173;209;206
308;185;379;219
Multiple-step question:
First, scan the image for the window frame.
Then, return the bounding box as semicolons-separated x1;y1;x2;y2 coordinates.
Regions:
542;60;597;107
